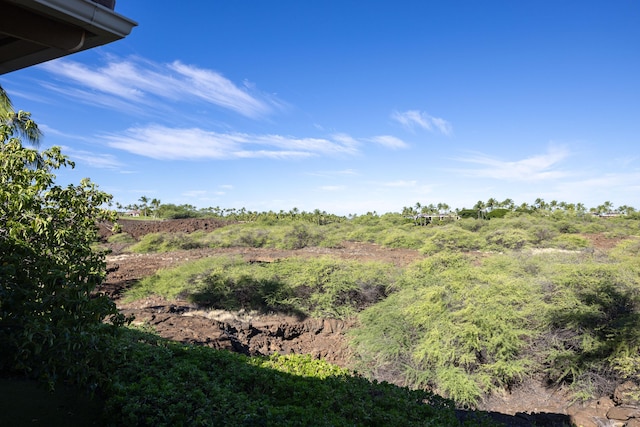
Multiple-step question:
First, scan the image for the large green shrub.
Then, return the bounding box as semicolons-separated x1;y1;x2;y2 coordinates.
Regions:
0;136;126;387
352;246;640;406
126;256;400;318
486;208;510;219
550;234;590;250
351;253;539;406
421;226;482;254
485;228;530;250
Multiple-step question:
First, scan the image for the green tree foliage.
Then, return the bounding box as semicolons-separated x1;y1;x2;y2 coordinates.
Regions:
0;101;126;388
0;85;42;146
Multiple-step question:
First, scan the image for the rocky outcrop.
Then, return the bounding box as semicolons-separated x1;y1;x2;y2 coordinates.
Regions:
121;302;354;367
561;383;640;427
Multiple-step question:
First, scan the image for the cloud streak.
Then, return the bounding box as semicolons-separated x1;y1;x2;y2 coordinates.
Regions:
454;146;571;181
60;146;123;169
367;135;409;149
40;57;276;118
100;125;368;160
383;180;417;187
392;110;452;135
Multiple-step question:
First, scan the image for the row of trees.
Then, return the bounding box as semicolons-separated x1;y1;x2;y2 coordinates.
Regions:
117;198;347;225
118;194;637;227
403;198;635;217
116;196;161;217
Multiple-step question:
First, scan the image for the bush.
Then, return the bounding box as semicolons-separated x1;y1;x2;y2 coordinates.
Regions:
421;227;483;254
542;262;640;395
103;329;459;426
351;253;538;406
129;232;205;252
555;221;580;234
529;225;558;245
107;232;136;245
457;218;486;232
282;223;325;249
0;138;126;388
126;256;400;318
485;228;530;250
380;228;425;249
550;234;590;250
487;208;510;219
458;209;481;219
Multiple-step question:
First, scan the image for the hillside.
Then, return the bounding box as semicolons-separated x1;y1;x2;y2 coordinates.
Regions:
96;215;640;426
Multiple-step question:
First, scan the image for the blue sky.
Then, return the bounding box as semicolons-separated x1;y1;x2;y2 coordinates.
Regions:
2;0;639;215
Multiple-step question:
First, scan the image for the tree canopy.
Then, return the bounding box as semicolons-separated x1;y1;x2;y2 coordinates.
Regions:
0;86;125;388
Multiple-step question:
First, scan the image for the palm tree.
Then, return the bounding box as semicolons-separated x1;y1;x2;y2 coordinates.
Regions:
1;85;42;146
150;198;161;217
602;201;614;214
501;198;515;210
486;197;498;212
533;198;546;211
437;202;450;214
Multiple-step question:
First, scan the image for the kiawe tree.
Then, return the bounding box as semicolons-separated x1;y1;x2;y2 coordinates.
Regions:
0;86;126;388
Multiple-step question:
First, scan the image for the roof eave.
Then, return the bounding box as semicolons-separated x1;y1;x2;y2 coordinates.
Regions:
0;0;137;74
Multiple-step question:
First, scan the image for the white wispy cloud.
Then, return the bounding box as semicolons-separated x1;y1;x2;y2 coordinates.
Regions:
612;156;638;168
59;146;122;169
182;190;208;198
383;180;417;187
391;110;452;135
319;185;346;191
100;125;362;160
556;172;640;197
368;135;409;149
307;169;359;177
39;56;276;118
454;146;572;181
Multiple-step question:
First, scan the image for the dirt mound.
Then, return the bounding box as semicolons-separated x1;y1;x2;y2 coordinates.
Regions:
98;217;229;240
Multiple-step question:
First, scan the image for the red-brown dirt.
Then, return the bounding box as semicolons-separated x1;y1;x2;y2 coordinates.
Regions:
98;219;633;427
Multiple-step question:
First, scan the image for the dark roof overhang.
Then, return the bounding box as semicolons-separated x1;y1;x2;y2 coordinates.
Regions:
0;0;137;74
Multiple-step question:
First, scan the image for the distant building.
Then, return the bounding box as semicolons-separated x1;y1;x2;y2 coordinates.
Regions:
597;212;621;218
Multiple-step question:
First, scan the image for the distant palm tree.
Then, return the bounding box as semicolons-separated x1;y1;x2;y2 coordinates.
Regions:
486;198;498;211
601;201;614;214
533;198;547;211
1;85;42;146
150;198;161;217
138;196;150;216
501;198;515;210
437;202;450;214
